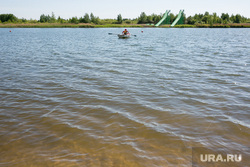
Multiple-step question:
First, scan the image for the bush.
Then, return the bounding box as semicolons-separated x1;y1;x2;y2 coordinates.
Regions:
125;20;132;24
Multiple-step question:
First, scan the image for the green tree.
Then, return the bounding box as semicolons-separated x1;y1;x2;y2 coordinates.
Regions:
138;12;147;24
221;13;229;21
241;16;247;23
230;14;235;23
21;18;27;23
83;13;91;23
152;14;161;24
235;14;242;23
69;17;79;24
50;12;56;23
217;18;222;24
202;11;210;24
202;15;208;23
90;13;100;24
90;13;95;22
169;13;175;23
208;15;213;26
147;15;153;24
193;14;203;23
186;16;195;24
183;13;186;24
213;13;218;23
0;14;18;23
117;14;122;24
57;16;67;23
79;17;84;23
39;14;50;22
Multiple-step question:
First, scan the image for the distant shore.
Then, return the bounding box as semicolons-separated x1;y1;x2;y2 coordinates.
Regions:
1;23;250;28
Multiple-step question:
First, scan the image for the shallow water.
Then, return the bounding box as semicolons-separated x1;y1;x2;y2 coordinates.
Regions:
0;28;249;166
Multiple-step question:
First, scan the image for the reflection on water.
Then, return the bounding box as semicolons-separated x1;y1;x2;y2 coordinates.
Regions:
0;28;250;166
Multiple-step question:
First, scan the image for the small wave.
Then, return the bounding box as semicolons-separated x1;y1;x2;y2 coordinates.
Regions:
224;115;250;129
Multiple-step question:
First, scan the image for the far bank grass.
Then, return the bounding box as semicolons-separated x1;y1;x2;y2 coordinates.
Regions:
1;23;250;28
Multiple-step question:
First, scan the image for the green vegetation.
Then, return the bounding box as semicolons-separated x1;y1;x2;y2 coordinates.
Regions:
1;12;250;28
0;14;18;23
117;14;123;24
137;12;162;24
186;12;248;25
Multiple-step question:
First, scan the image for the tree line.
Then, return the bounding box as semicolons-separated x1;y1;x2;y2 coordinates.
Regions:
137;12;249;25
186;12;248;25
0;12;249;25
39;13;101;24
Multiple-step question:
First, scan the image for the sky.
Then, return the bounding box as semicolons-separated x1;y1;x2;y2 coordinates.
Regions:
1;0;250;20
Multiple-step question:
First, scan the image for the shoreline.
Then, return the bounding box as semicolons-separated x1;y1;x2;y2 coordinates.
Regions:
1;23;250;28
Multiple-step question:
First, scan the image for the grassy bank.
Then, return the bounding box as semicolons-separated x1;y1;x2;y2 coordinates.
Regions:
1;23;250;28
0;23;95;28
195;23;250;28
164;24;250;28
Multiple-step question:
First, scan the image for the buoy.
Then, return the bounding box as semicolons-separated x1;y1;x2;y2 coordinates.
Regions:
141;31;143;33
9;30;11;32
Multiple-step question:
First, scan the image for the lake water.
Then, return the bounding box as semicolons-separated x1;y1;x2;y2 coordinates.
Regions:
0;28;249;166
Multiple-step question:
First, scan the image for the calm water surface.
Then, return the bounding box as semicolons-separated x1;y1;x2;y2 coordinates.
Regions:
0;28;250;166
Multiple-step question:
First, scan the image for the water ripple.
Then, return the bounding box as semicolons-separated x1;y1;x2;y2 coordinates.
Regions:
0;28;250;166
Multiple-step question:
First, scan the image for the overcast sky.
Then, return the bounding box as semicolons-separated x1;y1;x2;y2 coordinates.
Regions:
1;0;250;19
